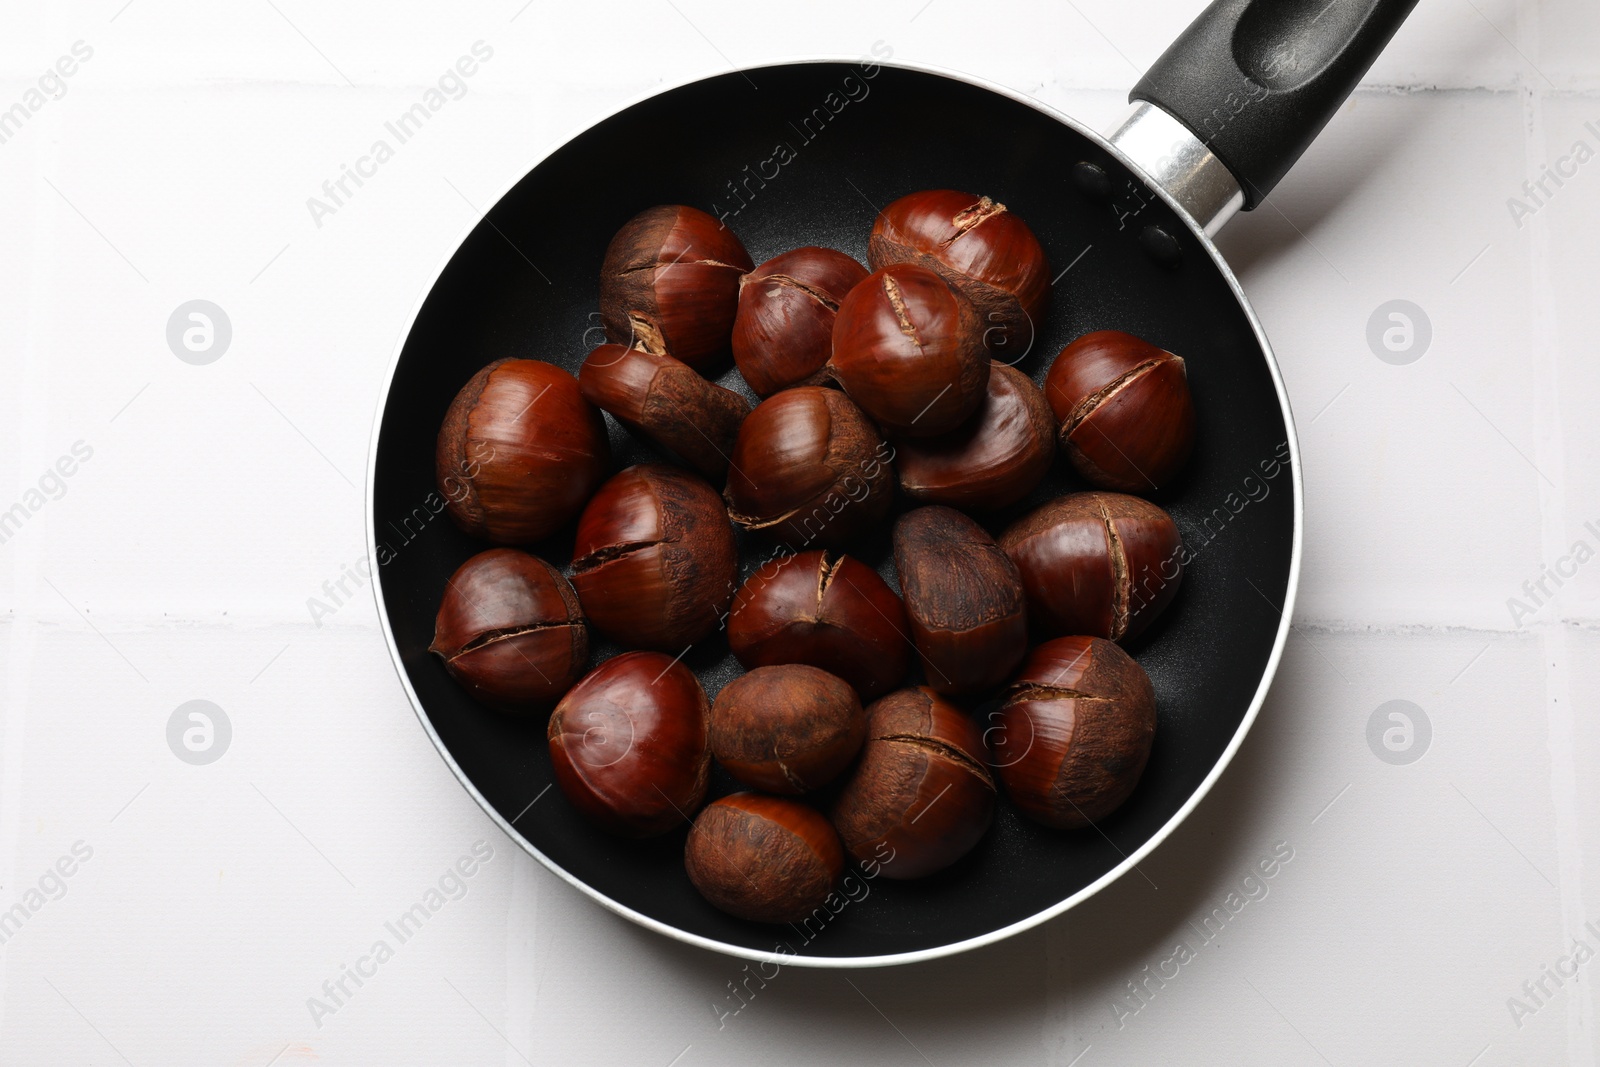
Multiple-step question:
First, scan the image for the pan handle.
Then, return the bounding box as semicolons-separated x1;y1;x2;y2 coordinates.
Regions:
1129;0;1420;211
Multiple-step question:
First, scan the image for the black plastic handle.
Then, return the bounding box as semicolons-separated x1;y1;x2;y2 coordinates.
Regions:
1131;0;1419;209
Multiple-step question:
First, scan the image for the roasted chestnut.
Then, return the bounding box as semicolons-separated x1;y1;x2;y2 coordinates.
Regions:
578;343;750;479
685;793;845;923
999;491;1182;642
727;550;910;701
436;358;610;544
829;265;989;437
724;386;893;549
710;665;865;793
1044;330;1195;492
894;361;1056;510
732;247;868;397
893;506;1027;698
430;548;587;713
989;636;1156;829
599;205;754;372
832;687;995;879
868;190;1049;354
547;650;711;837
570;464;738;651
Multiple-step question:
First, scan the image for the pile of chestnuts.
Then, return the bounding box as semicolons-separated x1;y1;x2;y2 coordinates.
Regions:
430;190;1198;926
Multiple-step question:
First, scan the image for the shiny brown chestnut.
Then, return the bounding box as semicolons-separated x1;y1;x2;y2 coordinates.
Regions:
999;491;1182;642
832;687;995;879
578;343;750;479
435;358;610;544
685;793;845;923
569;464;738;651
547;650;710;837
732;247;868;397
895;361;1056;510
829;265;989;437
599;205;754;372
710;665;865;793
724;386;893;549
1044;330;1196;492
893;506;1027;698
990;636;1156;829
868;190;1049;355
429;548;587;713
727;550;910;701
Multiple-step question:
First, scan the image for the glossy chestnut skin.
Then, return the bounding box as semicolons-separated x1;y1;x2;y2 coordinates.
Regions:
429;548;587;713
599;205;754;372
832;687;995;879
868;190;1049;355
895;361;1056;510
569;464;738;651
724;386;893;549
732;247;868;397
685;793;845;923
990;637;1156;829
893;506;1027;698
727;550;910;701
999;492;1182;642
829;265;989;437
1045;330;1196;492
547;651;711;837
435;359;610;544
710;665;865;793
578;343;750;479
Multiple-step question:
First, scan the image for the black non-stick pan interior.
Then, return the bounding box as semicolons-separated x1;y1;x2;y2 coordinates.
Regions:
372;63;1296;962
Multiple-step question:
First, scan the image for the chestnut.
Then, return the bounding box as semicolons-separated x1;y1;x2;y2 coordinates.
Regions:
685;793;845;923
893;506;1027;698
710;664;865;793
999;491;1182;642
732;247;868;397
578;343;750;479
829;265;990;437
570;464;738;651
430;548;587;713
724;386;893;549
894;361;1056;510
868;190;1049;354
832;687;995;879
599;205;754;372
547;650;711;837
436;358;610;544
1044;330;1195;492
990;636;1156;829
727;550;910;701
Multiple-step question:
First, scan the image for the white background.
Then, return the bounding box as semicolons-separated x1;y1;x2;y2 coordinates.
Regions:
1;0;1597;1063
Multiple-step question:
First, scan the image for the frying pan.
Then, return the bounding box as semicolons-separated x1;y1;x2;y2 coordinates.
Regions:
368;0;1418;966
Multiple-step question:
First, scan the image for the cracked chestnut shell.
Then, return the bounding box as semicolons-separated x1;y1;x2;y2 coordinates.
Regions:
436;359;610;544
547;650;710;837
1044;330;1195;492
578;343;750;479
829;265;990;437
727;550;910;701
430;548;587;714
599;205;754;372
710;664;865;793
999;492;1182;643
569;464;738;651
732;247;868;397
990;636;1156;829
724;386;893;549
893;506;1027;698
831;687;995;879
895;361;1056;510
685;793;845;923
